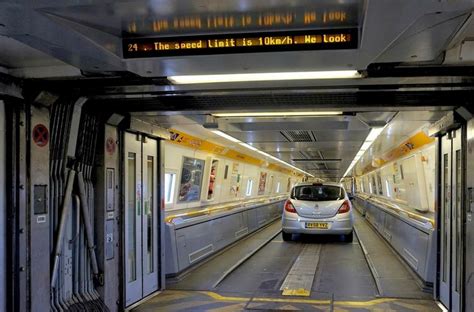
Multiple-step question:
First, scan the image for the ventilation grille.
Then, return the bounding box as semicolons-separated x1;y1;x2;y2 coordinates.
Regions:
189;244;214;263
235;227;249;239
281;130;313;142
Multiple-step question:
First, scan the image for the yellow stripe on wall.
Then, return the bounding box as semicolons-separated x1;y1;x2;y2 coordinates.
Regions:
382;131;434;163
359;131;434;175
168;129;297;175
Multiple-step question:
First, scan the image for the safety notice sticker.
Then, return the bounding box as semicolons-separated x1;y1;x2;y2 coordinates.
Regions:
106;137;116;155
32;124;49;147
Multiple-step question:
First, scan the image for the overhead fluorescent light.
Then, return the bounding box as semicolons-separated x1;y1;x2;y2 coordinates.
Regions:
211;129;314;177
256;149;314;177
359;141;372;151
212;111;343;117
366;127;385;142
168;70;361;84
239;142;258;151
341;126;387;180
292;158;341;162
211;130;240;143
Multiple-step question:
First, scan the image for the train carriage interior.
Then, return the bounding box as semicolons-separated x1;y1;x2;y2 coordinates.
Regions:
1;0;474;311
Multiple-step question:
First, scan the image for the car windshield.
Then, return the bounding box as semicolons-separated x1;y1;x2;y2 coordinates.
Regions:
293;185;344;201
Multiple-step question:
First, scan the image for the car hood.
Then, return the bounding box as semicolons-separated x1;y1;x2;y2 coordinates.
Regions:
291;198;344;218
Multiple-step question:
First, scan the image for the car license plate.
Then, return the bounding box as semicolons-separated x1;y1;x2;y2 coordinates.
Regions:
305;222;328;229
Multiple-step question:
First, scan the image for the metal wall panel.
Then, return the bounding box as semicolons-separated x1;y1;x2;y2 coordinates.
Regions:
465;119;474;311
384;213;432;281
355;197;435;285
16;105;28;312
94;125;120;311
29;105;50;311
165;225;179;274
365;202;386;234
177;221;214;269
0;100;5;312
166;200;284;275
246;208;258;232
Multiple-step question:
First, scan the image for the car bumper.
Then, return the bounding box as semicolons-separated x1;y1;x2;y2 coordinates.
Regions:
282;213;353;235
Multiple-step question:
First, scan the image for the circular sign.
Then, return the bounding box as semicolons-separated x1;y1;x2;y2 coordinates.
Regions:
106;137;116;155
32;124;49;147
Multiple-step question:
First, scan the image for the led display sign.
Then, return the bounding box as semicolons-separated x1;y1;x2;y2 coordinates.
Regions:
123;28;358;58
125;9;359;35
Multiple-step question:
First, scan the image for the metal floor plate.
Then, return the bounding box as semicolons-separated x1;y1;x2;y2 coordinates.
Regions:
280;244;321;296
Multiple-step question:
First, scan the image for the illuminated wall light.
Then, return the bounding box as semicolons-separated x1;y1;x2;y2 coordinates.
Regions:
212;111;343;117
342;126;386;179
168;70;361;84
211;130;241;143
366;128;384;141
239;142;258;151
360;141;372;151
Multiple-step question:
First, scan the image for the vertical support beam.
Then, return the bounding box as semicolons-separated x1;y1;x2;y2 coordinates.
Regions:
0;100;6;312
17;103;28;312
29;104;50;311
434;136;441;301
95;125;120;311
465;118;474;308
159;139;166;291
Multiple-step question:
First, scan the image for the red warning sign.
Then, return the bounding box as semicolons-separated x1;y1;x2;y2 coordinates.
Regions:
32;124;49;147
106;137;116;155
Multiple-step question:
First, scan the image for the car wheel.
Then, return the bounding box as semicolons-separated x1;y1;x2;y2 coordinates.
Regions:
344;232;353;243
282;231;292;241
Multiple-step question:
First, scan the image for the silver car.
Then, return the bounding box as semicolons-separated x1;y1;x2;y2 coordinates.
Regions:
282;182;354;242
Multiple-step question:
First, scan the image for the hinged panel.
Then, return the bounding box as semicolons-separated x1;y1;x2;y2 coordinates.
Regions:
33;185;47;215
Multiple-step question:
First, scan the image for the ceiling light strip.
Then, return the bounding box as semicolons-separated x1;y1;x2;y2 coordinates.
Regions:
211;130;240;142
292;159;341;162
212;111;342;117
169;70;361;84
340;126;386;181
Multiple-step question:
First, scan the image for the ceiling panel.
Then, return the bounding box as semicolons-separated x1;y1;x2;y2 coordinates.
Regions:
236;120;350;131
226;131;288;143
312;130;369;141
254;141;362;151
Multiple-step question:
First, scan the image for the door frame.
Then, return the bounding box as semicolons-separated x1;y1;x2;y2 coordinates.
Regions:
121;131;163;308
123;132;143;306
436;126;465;312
